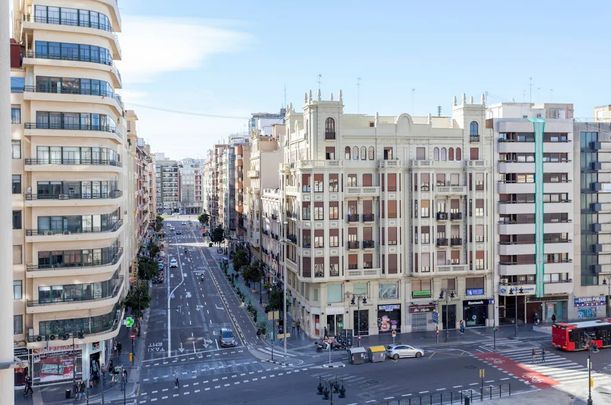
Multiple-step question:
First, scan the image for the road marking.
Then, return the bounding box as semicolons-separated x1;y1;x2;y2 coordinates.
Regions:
469;383;479;386
194;389;200;393
384;397;394;400
401;393;412;397
452;385;462;388
436;388;446;391
419;391;429;394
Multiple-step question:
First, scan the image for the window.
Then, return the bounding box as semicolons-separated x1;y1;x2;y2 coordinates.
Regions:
302;202;310;220
379;282;398;299
470;121;479;136
421;226;430;244
434;147;439;161
448;148;454;161
345;146;351;160
11;106;21;124
474;224;485;242
329;174;339;192
368;146;375;160
416;147;426;160
12;175;21;194
314;202;324;220
353;282;368;296
348;254;358;269
12;210;22;230
384;147;394;160
470;147;479;160
14;315;23;335
420;199;430;218
13;245;22;265
466;277;484;295
329;201;339;220
314;229;324;248
412;279;431;296
329;257;340;277
325;117;336;139
363;253;373;269
325;147;335;160
13;280;22;299
327;284;342;303
313;174;324;192
329;229;339;247
441;148;447;161
301;174;311;192
347;174;357;187
362;173;373;187
387;200;397;218
12;140;21;159
387;173;397;191
10;77;24;93
388;227;398;245
475;251;485;270
360;146;367;160
352;146;359;160
456;147;462;160
421;173;430;191
475;199;484;217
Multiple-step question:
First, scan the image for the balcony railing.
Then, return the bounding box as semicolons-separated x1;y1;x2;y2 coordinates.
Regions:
325;131;336;140
25;121;119;135
347;214;360;222
26;219;123;236
28;15;113;32
450;237;463;246
25;158;122;167
27;248;123;271
436;212;448;221
450;212;463;220
362;213;375;222
362;240;375;249
27;276;123;307
24;49;113;67
436;238;448;247
347;241;360;250
26;190;122;200
24;85;123;109
470;135;480;142
26;308;123;343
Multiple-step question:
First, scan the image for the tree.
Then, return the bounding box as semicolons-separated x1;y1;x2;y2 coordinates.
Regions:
148;241;160;259
268;285;283;311
198;212;210;226
210;226;225;245
123;281;151;318
138;257;159;280
242;262;263;284
232;248;248;272
154;215;164;232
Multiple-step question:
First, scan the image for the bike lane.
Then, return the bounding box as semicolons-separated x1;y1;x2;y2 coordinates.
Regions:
474;352;558;389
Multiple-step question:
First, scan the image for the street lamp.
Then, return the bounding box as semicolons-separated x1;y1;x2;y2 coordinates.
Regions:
585;333;599;405
439;289;455;342
508;287;523;337
602;275;611;316
350;295;367;346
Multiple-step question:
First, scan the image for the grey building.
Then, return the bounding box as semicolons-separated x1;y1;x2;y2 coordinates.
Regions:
155;153;180;214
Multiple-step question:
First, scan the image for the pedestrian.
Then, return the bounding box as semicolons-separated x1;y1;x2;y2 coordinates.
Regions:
24;376;33;397
174;372;180;389
531;348;536;362
541;348;545;363
296;320;301;336
459;320;465;334
551;313;557;325
80;380;86;399
116;341;122;357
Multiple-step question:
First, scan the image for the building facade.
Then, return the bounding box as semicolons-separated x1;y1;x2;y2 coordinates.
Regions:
10;0;130;384
154;153;179;214
281;91;494;338
178;158;204;215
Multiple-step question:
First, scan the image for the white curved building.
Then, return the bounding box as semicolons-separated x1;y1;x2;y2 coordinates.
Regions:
11;0;129;384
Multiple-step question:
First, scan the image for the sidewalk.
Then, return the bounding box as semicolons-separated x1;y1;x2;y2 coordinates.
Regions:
16;307;149;405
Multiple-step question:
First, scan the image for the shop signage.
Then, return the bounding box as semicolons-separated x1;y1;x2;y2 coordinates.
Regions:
378;304;400;312
498;285;535;296
377;304;401;333
574;296;606;307
466;288;485;296
464;300;490;306
409;304;436;313
412;290;431;298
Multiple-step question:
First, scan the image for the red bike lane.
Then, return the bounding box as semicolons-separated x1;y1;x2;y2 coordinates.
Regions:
475;352;558;389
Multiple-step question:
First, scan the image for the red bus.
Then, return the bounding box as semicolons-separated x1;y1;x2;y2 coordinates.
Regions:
552;318;611;351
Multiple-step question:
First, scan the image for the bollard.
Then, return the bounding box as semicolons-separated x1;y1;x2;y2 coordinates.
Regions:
499;384;502;398
509;383;511;396
489;385;492;399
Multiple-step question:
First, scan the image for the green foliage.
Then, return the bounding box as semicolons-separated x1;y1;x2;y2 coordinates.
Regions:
148;241;160;258
232;248;249;272
198;212;210;226
210;226;225;245
242;262;263;284
268;286;283;311
138;256;159;280
123;281;151;318
154;215;164;232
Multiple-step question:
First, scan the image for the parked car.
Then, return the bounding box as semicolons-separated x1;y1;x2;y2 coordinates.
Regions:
169;258;178;268
386;344;424;360
219;328;237;347
181;222;186;225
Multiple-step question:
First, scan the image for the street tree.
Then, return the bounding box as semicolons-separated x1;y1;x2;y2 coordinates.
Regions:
232;248;248;272
123;281;151;318
268;285;283;311
138;257;159;280
198;212;210;226
210;226;225;245
242;262;263;284
154;215;164;232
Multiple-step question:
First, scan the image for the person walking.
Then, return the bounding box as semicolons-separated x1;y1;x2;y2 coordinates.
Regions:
23;375;33;397
174;372;180;389
116;342;122;358
296;320;301;337
551;313;557;325
541;348;545;363
531;348;536;363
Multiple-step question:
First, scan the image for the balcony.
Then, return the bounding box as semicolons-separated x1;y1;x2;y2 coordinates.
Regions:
362;240;375;249
362;213;375;222
436;238;448;247
436;212;448;221
25;121;120;136
470;135;480;142
347;214;360;222
347;241;360;250
27;248;123;277
26;219;123;237
23;85;123;112
287;234;297;244
450;237;463;246
450;212;463;220
25;158;122;168
345;186;381;197
325;131;336;140
437;264;468;273
26;190;122;201
436;185;467;195
346;268;381;278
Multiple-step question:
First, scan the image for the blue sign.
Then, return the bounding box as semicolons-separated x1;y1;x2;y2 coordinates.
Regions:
466;288;485;296
432;310;439;324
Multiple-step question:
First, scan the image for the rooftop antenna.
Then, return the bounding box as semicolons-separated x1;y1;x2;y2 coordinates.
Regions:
357;77;362;113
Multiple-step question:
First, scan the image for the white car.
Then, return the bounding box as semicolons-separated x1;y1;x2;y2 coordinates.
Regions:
386;344;424;360
181;222;186;225
169;258;178;268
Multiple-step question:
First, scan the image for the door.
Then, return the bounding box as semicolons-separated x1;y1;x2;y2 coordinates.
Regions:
353;309;369;336
442;304;456;329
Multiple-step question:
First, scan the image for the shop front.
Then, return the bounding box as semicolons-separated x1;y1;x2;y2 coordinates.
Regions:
377;304;401;333
31;345;82;384
462;299;490;327
574;296;606;320
13;348;29;386
408;303;436;332
325;306;345;337
353;308;369;336
527;295;568;323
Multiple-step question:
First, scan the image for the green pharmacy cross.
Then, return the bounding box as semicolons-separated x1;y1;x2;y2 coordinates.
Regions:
124;316;135;328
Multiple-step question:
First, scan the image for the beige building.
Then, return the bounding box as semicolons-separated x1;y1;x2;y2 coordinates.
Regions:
281;91;494;338
10;0;131;384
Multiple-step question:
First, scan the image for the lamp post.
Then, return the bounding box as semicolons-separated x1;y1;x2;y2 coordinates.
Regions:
586;333;599;405
508;287;523;337
280;231;289;355
350;295;367;346
439;289;455;342
602;275;611;317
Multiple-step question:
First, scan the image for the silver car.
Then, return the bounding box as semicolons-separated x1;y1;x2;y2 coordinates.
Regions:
386;344;424;360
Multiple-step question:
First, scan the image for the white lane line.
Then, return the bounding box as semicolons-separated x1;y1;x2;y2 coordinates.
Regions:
419;391;429;394
452;385;462;388
469;383;479;386
384;396;394;400
436;388;446;391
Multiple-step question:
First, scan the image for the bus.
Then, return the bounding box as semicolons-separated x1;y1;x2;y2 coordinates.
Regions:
552;318;611;351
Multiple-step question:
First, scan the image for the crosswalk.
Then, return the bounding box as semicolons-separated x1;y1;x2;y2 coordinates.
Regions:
476;337;536;353
497;347;609;386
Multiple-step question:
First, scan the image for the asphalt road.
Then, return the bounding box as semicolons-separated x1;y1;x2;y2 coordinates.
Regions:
135;219;611;404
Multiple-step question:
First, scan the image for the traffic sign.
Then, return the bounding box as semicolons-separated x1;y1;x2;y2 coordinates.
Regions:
391;330;397;338
432;310;439;324
124;316;135;328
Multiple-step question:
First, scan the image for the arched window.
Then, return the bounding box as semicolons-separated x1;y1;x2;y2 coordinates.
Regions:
368;146;375;160
325;117;336;139
360;146;367;160
456;147;462;161
434;147;440;161
441;147;447;161
352;146;359;160
470;121;479;136
448;147;454;161
345;146;351;160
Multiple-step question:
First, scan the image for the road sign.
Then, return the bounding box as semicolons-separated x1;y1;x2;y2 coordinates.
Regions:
432;310;439;324
276;333;291;340
267;311;280;320
124;317;135;328
391;330;397;338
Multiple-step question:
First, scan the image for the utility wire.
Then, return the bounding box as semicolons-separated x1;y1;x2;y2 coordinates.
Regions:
125;102;249;120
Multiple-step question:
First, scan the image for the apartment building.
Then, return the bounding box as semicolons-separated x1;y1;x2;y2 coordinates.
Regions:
261;188;282;283
178;158;204;215
235;142;250;241
219;136;248;236
206;144;226;228
490;103;575;324
572;109;611;319
281;91;494;338
154;153;179;214
10;0;129;384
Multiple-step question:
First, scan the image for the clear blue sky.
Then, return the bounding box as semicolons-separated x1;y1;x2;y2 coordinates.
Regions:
117;0;611;159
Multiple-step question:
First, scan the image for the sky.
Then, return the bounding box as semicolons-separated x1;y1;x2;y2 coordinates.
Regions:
116;0;611;160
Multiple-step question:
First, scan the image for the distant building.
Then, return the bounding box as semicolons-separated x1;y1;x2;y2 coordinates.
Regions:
155;153;180;214
179;158;205;214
